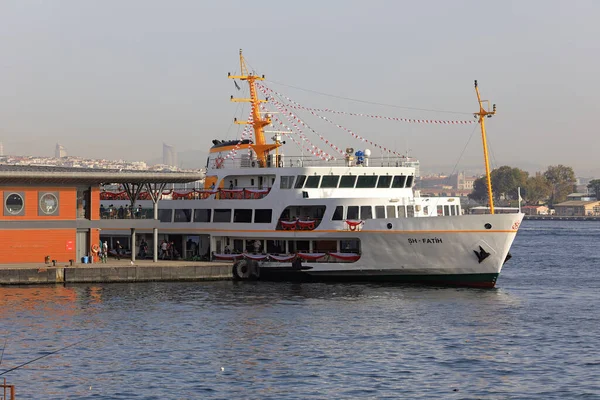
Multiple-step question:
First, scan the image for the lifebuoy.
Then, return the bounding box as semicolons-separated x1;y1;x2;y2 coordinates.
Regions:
251;161;256;167
91;244;100;254
215;157;224;169
349;225;357;231
233;260;251;280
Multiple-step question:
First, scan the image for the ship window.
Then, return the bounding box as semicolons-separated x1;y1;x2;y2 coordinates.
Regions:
174;209;192;222
444;205;450;216
406;176;414;188
294;175;307;188
213;209;232;223
375;206;386;219
356;175;377;188
398;206;406;218
392;175;407;188
377;176;392;188
254;209;272;223
437;205;443;216
339;175;357;188
360;206;373;220
423;206;429;215
193;209;212;222
407;206;415;218
158;209;173;223
296;240;310;252
234;209;253;223
251;178;255;186
386;205;396;218
305;175;321;188
4;192;24;215
320;175;340;188
347;206;359;220
341;239;360;253
280;176;295;189
332;206;344;220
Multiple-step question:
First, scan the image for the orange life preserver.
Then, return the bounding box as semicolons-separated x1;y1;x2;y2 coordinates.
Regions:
91;244;100;254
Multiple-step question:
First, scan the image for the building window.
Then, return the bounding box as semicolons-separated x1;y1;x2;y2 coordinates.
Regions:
339;175;357;188
38;192;59;216
193;209;212;222
320;175;340;188
4;192;24;215
234;209;253;223
294;175;307;189
356;175;377;188
377;176;392;188
255;209;272;223
347;206;359;220
158;209;173;223
174;209;192;222
332;206;344;220
76;187;91;219
375;206;386;219
392;176;407;188
305;175;321;188
214;209;232;223
360;206;373;220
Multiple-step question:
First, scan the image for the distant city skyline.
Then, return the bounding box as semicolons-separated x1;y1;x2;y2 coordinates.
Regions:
162;143;177;167
1;1;600;177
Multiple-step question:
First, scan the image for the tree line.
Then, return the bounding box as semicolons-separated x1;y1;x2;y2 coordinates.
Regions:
468;165;600;207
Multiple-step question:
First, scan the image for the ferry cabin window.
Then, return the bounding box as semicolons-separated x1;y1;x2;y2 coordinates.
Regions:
280;176;295;189
158;209;173;223
193;209;212;222
423;206;429;215
392;175;407;188
251;178;255;187
444;205;450;216
347;206;359;220
320;175;340;188
406;176;414;188
254;209;273;223
356;175;377;188
213;209;232;223
339;175;357;188
437;205;443;216
398;205;406;218
386;205;396;218
360;206;373;220
375;206;386;219
332;206;344;220
234;209;253;223
174;209;192;222
407;206;415;218
341;239;360;253
377;175;392;188
294;175;307;189
305;175;321;188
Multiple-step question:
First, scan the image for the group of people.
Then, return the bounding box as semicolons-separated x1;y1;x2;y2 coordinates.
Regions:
100;204;144;219
160;240;180;260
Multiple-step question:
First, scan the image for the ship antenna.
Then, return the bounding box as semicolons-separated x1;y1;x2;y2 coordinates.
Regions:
228;49;278;167
474;80;496;214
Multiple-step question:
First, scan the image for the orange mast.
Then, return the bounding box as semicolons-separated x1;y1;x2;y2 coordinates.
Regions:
228;49;280;167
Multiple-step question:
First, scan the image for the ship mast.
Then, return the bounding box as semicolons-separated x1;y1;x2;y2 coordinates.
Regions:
474;80;497;214
228;49;280;167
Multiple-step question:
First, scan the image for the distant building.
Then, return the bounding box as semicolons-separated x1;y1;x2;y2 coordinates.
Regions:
163;143;177;167
553;200;600;216
55;143;67;158
470;206;520;214
566;193;596;202
521;205;549;215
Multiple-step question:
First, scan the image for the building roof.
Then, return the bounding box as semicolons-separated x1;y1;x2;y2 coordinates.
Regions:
554;200;600;207
0;165;204;185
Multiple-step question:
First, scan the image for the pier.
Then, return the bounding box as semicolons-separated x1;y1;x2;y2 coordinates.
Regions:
0;260;233;285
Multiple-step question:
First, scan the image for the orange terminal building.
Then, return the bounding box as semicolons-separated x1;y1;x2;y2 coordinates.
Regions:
0;165;203;264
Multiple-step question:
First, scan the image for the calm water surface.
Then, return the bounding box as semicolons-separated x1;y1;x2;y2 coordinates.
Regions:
1;220;599;399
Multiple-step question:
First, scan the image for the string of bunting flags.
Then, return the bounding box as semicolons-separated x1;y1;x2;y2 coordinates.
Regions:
257;85;346;158
259;84;476;125
259;84;404;156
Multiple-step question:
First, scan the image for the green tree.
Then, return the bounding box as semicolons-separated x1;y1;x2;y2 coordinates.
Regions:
587;179;600;199
525;174;551;205
468;177;489;202
468;166;529;203
544;164;576;207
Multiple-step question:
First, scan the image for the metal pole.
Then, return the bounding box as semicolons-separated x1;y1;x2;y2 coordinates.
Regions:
153;202;158;262
131;228;136;262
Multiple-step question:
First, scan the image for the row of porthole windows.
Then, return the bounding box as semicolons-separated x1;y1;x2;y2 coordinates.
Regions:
331;204;461;220
159;208;273;224
3;192;59;216
281;174;414;190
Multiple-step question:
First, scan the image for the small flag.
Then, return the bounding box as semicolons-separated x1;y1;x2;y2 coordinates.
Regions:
234;80;240;90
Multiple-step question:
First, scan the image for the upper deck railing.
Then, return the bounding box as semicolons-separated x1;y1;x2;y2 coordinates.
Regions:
209;155;416;170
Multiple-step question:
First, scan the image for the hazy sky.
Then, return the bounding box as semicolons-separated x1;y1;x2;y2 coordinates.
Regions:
1;0;599;175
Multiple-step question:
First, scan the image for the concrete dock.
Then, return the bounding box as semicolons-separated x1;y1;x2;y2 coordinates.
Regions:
0;260;233;285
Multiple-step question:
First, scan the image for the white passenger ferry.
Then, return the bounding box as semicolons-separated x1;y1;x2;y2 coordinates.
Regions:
102;51;523;288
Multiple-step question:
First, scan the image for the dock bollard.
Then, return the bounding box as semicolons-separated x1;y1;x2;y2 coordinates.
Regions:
45;255;50;264
69;259;74;266
52;260;56;267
